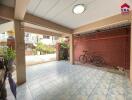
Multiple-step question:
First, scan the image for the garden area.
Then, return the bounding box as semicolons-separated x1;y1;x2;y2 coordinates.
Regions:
33;42;56;55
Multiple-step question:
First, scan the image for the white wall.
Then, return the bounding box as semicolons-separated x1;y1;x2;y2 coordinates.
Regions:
0;21;14;34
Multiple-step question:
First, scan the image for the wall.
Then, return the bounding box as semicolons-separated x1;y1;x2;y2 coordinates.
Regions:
74;26;130;69
25;50;33;56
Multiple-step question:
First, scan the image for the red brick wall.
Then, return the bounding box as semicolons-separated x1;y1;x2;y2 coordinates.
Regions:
74;27;130;69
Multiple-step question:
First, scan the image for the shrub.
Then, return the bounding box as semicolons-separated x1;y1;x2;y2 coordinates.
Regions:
60;42;69;60
35;42;55;55
3;48;16;62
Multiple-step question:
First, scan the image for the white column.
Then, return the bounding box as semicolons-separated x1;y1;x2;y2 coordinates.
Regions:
69;34;74;64
14;20;26;85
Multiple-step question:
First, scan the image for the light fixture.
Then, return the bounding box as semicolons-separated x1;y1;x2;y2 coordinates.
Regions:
73;4;85;14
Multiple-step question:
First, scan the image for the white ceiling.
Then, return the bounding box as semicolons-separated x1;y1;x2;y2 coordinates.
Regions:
0;0;131;29
27;0;131;29
24;22;65;34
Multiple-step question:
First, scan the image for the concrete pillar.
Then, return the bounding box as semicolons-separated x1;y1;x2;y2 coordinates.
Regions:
130;11;132;82
130;25;132;82
14;20;26;85
56;43;60;61
69;34;74;64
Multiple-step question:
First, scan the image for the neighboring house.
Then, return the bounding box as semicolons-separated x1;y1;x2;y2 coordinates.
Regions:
25;32;58;45
0;32;58;55
25;32;58;55
41;35;58;45
0;32;8;43
0;32;58;45
0;32;9;46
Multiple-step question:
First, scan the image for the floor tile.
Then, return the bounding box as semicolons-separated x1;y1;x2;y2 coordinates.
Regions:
6;61;132;100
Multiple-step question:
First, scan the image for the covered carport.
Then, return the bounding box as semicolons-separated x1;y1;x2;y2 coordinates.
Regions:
0;1;74;85
0;0;132;100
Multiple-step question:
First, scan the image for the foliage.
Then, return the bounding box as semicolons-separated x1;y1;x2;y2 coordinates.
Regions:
60;42;69;60
60;42;69;49
0;46;8;56
32;49;37;55
36;42;44;52
35;42;55;54
45;46;55;54
0;47;16;66
0;47;4;55
3;48;16;62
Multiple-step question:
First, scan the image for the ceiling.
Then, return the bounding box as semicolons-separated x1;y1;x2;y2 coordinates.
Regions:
0;0;131;29
26;0;131;29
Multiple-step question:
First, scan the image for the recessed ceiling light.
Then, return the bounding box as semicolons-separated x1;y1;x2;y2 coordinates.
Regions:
73;4;85;14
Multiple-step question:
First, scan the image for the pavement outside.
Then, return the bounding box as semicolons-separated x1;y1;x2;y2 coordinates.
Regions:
26;54;56;66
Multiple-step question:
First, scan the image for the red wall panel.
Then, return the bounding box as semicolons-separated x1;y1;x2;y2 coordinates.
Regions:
74;27;130;69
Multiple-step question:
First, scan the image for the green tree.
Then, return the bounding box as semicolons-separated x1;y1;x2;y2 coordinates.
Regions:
36;42;44;54
36;42;56;55
60;42;69;49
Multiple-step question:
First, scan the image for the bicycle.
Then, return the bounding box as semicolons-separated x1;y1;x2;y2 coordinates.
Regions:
79;50;92;64
79;50;105;66
90;53;105;66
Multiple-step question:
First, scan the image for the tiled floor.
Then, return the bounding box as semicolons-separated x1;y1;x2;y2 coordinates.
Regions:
7;61;132;100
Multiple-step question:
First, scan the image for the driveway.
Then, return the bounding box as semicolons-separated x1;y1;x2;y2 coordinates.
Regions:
26;53;56;66
7;61;132;100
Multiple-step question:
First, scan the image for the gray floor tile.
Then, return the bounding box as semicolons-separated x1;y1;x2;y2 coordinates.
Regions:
6;61;132;100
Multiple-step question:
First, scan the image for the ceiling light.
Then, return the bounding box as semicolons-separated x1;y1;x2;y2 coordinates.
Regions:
73;4;85;14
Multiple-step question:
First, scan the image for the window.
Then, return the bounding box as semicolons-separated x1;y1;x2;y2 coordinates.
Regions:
54;36;58;40
43;35;50;39
25;33;29;37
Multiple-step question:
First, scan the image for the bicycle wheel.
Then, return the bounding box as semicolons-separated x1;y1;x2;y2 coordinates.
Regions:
79;55;87;64
87;55;93;63
92;56;105;66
